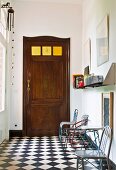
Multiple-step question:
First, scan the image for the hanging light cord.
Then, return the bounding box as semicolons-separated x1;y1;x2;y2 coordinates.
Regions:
1;2;14;31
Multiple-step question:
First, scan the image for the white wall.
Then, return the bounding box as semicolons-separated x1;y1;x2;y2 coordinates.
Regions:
82;0;116;163
5;0;116;164
0;112;5;143
0;0;12;143
10;0;82;129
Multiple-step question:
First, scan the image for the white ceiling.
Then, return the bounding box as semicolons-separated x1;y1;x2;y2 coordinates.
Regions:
14;0;83;4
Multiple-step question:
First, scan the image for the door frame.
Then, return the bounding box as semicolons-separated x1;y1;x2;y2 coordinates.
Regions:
23;36;70;136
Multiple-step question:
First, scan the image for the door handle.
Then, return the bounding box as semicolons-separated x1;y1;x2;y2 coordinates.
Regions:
27;79;30;89
27;79;30;103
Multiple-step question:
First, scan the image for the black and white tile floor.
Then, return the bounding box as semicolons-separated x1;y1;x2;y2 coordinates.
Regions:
0;136;108;169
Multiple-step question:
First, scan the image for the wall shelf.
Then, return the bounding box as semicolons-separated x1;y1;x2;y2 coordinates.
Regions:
103;63;116;86
85;82;103;88
75;82;103;89
73;63;116;90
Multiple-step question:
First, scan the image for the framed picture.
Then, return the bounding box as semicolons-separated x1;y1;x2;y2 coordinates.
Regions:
83;39;91;72
102;92;113;130
96;15;109;66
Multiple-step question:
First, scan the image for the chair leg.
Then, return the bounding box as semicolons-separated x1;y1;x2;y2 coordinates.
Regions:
77;157;79;170
77;157;84;170
99;159;103;170
82;158;84;170
107;158;110;170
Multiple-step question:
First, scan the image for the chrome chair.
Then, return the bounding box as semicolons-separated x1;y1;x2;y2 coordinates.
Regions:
59;109;78;141
66;115;89;148
61;115;89;147
75;126;112;170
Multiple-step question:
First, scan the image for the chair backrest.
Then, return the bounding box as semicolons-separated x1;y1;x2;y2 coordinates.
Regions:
72;109;78;122
81;115;89;126
99;126;112;158
73;114;89;128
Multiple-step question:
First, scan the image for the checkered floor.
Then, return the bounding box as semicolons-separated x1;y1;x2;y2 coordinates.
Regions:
0;136;108;169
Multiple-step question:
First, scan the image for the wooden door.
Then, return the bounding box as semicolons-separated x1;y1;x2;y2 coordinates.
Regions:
23;36;70;136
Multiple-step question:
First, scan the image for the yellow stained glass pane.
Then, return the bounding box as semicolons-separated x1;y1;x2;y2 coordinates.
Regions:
42;46;51;56
53;46;62;56
31;46;41;56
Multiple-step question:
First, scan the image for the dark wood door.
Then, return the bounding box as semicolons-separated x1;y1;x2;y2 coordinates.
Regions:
23;36;70;136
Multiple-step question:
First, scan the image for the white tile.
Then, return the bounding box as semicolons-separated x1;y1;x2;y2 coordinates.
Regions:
24;160;36;165
12;156;23;160
39;159;52;164
8;160;21;165
0;161;5;165
39;155;51;160
54;159;66;164
41;148;51;152
22;165;36;170
0;156;8;161
13;152;24;156
68;159;77;164
53;155;64;159
40;145;50;148
39;164;52;169
27;152;38;156
6;165;19;170
15;149;26;152
40;151;51;155
54;163;68;169
28;148;38;152
26;155;37;160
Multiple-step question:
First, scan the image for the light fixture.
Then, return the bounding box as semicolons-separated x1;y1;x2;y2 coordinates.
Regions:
1;2;14;31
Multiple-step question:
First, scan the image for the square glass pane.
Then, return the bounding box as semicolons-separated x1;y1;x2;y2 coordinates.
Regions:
53;46;62;56
42;46;51;56
31;46;41;56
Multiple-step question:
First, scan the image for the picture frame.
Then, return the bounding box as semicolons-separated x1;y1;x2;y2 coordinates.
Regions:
83;39;91;72
96;15;109;66
101;92;113;130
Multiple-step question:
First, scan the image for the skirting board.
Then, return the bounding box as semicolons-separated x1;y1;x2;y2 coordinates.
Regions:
9;130;23;138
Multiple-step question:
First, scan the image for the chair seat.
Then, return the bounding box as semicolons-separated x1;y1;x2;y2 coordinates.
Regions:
75;149;106;159
60;121;74;128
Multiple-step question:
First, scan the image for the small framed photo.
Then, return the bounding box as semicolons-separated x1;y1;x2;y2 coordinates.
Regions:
96;15;109;66
102;92;113;130
83;39;91;72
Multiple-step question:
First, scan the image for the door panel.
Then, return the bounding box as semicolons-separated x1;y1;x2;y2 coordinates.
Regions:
28;105;61;136
32;61;63;100
23;36;70;136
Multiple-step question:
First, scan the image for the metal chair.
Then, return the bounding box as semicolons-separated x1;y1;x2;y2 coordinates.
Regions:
60;115;89;148
59;109;78;141
75;126;112;170
65;115;89;148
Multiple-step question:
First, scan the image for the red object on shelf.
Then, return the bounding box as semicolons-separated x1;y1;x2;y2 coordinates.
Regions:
78;81;84;88
73;74;84;88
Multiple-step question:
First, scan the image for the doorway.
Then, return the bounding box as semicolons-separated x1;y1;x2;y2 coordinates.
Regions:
23;36;70;136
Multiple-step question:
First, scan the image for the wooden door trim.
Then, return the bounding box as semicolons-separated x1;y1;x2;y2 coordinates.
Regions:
23;36;70;136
